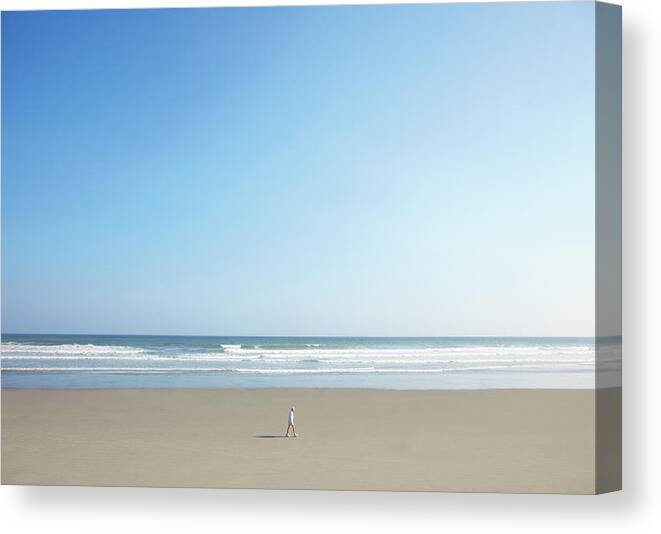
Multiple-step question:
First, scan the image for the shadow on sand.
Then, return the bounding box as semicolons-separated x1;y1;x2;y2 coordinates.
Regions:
253;435;288;439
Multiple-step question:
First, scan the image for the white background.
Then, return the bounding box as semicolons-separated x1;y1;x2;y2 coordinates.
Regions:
0;0;658;532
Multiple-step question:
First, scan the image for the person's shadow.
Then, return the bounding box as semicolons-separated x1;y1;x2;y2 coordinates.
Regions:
253;435;287;439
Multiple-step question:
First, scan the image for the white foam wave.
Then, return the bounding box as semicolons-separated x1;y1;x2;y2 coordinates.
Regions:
0;354;596;365
1;342;597;368
218;345;594;358
1;343;145;356
1;364;593;375
1;341;604;379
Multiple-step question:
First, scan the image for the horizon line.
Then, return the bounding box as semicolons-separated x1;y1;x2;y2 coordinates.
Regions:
1;332;598;339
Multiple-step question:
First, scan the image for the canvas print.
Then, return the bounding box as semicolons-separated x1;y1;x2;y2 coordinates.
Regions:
1;1;621;494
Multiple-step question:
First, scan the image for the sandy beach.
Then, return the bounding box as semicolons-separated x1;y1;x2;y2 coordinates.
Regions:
1;388;620;493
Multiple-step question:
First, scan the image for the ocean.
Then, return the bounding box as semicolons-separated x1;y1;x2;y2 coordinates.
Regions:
0;334;619;390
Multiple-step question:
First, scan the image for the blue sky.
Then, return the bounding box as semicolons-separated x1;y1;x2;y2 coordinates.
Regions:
1;3;596;336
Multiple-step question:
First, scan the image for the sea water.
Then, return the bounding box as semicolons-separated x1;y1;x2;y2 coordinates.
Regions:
0;334;620;390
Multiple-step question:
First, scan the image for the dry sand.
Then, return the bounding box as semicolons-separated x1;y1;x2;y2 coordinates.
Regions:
1;388;620;493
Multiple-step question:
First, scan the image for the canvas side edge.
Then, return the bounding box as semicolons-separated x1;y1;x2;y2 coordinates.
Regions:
595;0;622;495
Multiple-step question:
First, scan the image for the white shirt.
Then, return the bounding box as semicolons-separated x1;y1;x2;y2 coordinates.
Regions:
288;410;294;425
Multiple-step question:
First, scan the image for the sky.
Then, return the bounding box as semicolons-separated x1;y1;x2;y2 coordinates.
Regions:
1;2;596;337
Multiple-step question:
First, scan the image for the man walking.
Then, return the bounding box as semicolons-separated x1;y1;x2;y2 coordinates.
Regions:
285;406;297;437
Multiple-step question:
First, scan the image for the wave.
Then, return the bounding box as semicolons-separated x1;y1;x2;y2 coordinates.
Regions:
0;354;598;364
1;342;600;368
213;344;595;360
2;341;609;380
0;343;145;355
218;344;240;352
1;364;596;375
1;366;375;374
